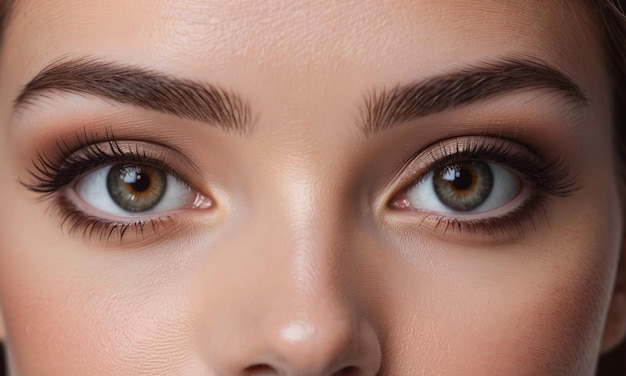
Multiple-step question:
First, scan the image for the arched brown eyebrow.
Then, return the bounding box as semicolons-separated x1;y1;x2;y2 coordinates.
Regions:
359;58;588;137
15;57;586;138
14;58;252;134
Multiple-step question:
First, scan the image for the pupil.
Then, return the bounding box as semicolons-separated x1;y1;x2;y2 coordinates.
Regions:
107;163;167;213
451;168;473;191
433;161;493;212
129;172;151;192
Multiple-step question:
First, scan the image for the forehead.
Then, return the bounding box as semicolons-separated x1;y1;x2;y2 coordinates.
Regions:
3;0;598;76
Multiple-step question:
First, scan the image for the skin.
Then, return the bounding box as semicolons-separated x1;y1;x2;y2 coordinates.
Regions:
0;0;625;375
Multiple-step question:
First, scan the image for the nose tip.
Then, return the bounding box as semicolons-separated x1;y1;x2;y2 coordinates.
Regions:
209;309;381;376
262;318;381;376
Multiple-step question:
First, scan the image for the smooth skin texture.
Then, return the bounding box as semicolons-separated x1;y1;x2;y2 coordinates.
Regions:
0;0;625;375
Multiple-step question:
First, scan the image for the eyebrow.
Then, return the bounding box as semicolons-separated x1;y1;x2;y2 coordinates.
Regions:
359;58;587;136
15;58;252;134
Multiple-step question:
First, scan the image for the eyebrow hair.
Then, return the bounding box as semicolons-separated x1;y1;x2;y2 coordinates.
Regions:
15;58;252;134
359;58;588;136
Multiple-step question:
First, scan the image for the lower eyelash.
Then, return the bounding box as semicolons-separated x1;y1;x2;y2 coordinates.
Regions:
51;195;177;245
423;195;552;241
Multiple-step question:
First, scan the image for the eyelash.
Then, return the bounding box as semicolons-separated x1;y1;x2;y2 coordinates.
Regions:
22;131;192;243
391;136;578;239
23;132;577;244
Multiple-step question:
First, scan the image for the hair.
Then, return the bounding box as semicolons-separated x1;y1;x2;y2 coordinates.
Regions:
0;0;10;42
591;0;626;191
586;2;626;374
0;0;624;375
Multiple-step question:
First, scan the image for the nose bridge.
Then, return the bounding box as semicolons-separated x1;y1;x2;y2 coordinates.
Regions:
269;171;354;346
262;177;377;373
207;165;381;375
283;175;344;300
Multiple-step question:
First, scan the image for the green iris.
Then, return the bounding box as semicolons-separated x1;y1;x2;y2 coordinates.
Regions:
433;161;493;212
107;164;167;212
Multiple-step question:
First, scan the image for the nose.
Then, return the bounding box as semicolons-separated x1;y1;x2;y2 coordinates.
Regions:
205;222;382;375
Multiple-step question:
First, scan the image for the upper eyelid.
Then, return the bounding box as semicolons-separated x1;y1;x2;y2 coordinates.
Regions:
22;135;208;198
387;136;577;203
386;136;520;191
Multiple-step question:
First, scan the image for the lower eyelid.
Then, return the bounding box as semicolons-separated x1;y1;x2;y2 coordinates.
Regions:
49;189;203;246
53;197;178;247
385;193;552;243
393;182;531;219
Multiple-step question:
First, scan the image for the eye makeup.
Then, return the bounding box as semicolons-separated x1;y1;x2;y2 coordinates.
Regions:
20;128;213;245
388;136;579;241
20;123;580;247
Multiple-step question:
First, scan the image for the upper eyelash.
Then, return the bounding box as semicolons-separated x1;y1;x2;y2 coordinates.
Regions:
21;129;186;197
415;136;579;198
24;130;577;243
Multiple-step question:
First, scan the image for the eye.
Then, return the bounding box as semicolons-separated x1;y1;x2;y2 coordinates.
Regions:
404;160;522;214
74;163;210;216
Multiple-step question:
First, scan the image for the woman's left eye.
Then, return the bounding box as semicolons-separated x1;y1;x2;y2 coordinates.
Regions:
74;163;209;216
403;160;522;214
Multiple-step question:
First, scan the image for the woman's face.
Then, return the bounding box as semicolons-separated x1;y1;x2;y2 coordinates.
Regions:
0;0;623;374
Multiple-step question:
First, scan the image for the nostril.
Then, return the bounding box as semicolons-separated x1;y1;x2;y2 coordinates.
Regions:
333;365;359;376
244;364;278;375
243;364;359;376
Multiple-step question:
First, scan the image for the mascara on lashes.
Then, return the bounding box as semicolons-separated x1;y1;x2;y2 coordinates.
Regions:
22;132;579;242
21;131;204;243
390;136;578;238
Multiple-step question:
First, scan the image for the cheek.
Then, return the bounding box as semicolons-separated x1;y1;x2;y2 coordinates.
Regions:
0;224;205;374
377;196;620;375
461;245;614;375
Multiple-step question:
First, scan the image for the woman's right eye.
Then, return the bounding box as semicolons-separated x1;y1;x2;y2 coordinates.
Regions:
74;163;211;217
